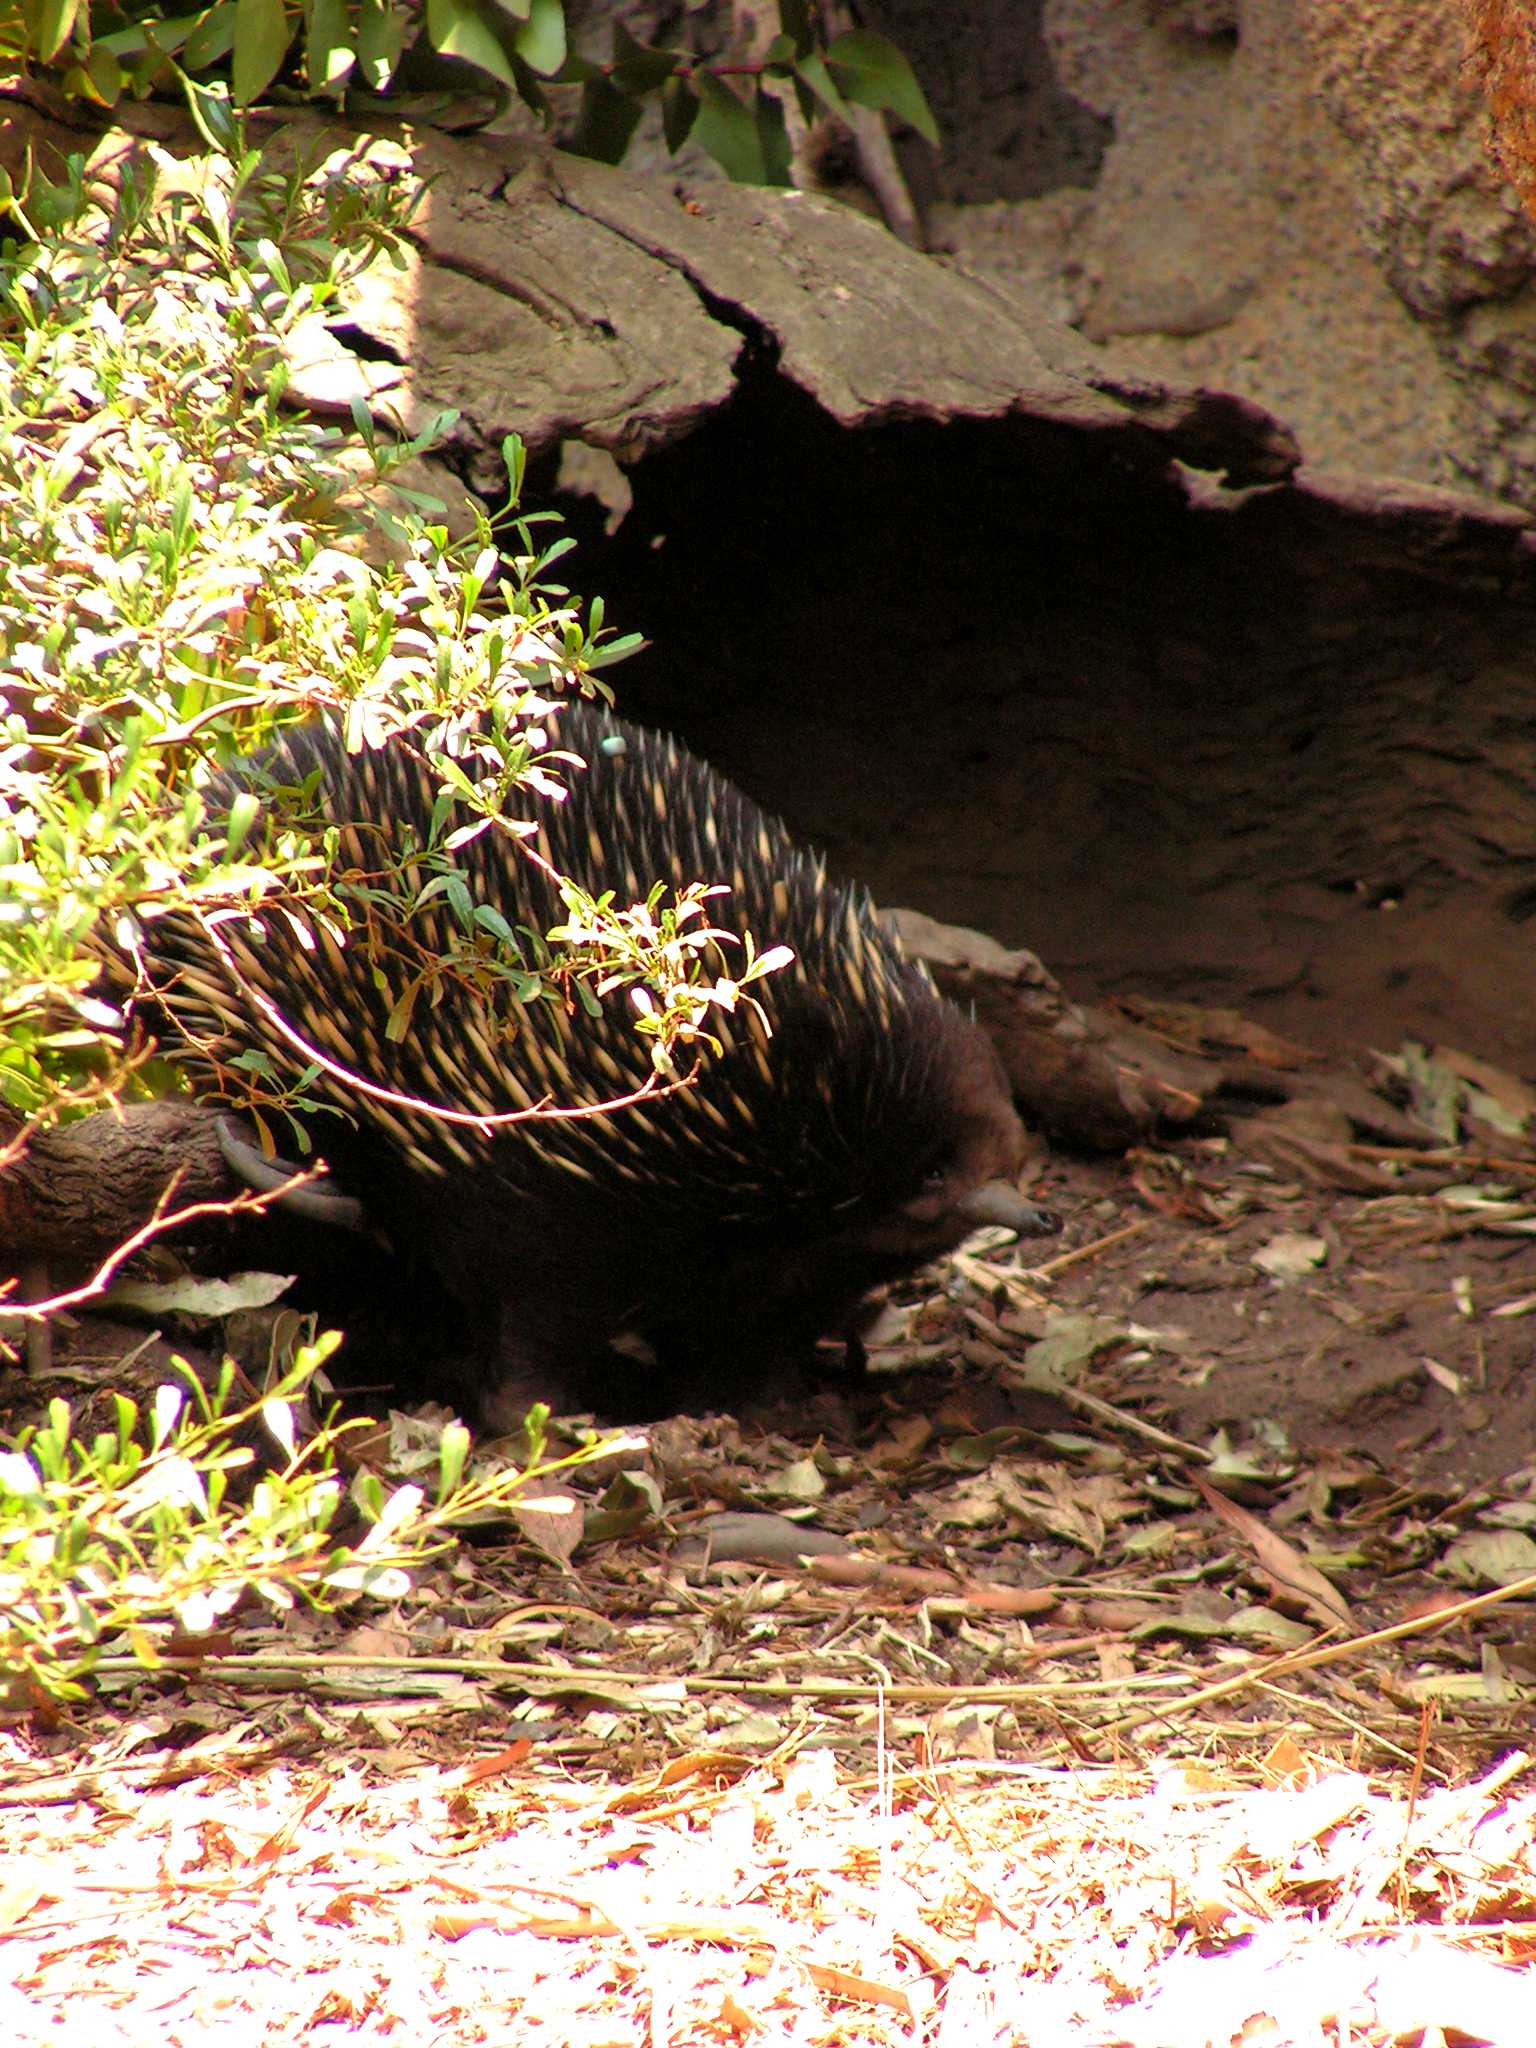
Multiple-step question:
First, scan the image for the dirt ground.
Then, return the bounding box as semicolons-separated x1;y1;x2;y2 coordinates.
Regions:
1028;1144;1536;1496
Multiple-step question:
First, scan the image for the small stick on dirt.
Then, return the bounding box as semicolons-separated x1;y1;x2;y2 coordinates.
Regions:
1029;1378;1211;1463
1350;1145;1536;1174
949;1219;1154;1312
1103;1569;1536;1739
1029;1218;1154;1280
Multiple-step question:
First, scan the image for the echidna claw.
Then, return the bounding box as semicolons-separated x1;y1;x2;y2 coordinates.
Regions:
216;1115;368;1233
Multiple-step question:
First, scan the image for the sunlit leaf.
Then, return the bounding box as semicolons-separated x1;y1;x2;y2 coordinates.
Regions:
64;51;122;103
355;0;406;88
425;0;516;90
33;0;82;64
96;7;204;57
512;0;563;75
305;0;354;89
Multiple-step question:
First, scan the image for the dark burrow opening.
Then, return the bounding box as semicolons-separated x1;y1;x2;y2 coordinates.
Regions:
537;375;1536;1074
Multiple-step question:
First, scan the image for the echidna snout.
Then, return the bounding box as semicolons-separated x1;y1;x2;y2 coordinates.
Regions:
137;697;1056;1421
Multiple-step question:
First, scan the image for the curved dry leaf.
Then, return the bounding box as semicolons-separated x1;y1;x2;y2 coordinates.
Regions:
1194;1475;1352;1631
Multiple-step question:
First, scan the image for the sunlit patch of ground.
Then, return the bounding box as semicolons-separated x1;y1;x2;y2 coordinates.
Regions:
4;1723;1534;2045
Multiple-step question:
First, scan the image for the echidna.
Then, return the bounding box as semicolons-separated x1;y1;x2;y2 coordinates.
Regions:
137;696;1055;1422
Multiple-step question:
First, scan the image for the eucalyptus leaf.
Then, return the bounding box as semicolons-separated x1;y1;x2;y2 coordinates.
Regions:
231;0;292;104
825;27;938;144
693;73;764;184
425;0;516;90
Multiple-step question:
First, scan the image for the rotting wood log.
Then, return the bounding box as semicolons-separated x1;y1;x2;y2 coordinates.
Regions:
0;1102;241;1269
889;908;1209;1149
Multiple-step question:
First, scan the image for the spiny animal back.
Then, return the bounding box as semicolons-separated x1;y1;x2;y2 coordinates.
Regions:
154;698;960;1226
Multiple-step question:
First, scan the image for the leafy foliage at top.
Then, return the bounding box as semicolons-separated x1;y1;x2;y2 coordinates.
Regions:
8;0;936;191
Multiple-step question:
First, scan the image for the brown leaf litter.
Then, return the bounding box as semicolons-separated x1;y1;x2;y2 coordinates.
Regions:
12;1032;1536;2039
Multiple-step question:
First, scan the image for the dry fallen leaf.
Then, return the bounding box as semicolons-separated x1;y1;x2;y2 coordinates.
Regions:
1194;1474;1353;1632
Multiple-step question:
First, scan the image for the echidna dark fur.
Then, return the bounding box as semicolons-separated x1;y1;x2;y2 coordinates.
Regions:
138;696;1053;1424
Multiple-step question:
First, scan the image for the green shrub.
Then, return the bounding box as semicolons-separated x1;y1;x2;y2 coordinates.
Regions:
0;128;772;1135
0;1346;631;1703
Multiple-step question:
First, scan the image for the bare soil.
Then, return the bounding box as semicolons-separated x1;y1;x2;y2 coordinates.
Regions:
1029;1146;1536;1495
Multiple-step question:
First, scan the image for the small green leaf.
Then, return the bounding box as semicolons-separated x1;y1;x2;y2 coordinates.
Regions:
586;630;646;670
567;75;644;165
512;0;564;75
183;73;242;152
231;0;293;104
355;0;406;87
384;979;421;1041
305;0;354;89
223;790;261;858
436;1423;471;1498
503;431;527;504
472;903;517;945
693;73;764;183
425;0;516;89
825;28;938;145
